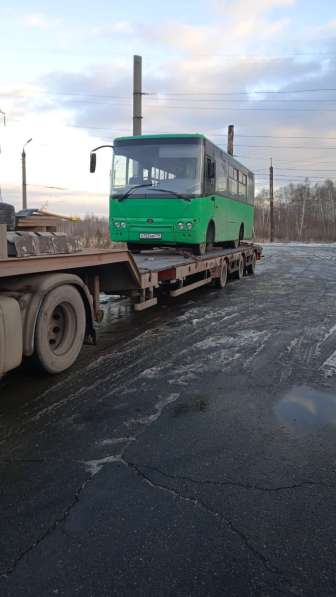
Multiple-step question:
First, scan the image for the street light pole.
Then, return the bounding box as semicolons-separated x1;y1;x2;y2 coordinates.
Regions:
22;138;32;210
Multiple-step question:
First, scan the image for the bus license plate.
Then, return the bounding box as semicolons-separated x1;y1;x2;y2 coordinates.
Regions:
139;233;162;239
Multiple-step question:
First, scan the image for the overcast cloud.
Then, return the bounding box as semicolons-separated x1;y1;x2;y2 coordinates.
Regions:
1;0;336;215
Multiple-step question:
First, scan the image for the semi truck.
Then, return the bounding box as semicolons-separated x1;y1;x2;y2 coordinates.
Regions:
0;220;261;379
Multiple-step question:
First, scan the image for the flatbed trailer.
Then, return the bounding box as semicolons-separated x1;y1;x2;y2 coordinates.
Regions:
0;240;262;378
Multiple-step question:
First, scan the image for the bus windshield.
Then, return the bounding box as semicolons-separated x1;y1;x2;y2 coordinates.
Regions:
111;138;202;198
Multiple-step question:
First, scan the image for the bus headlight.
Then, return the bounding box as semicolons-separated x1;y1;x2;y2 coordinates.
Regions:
114;221;121;228
120;221;127;228
177;222;185;230
186;222;193;230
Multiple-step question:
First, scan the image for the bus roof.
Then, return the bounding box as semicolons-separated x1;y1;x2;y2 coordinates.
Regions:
114;134;253;175
115;134;205;142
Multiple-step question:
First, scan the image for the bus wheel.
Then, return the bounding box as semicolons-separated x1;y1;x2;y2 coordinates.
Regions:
215;261;228;288
193;243;206;256
193;222;214;256
231;225;244;249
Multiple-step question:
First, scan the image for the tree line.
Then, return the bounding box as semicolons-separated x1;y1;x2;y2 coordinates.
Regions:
254;179;336;242
73;179;336;246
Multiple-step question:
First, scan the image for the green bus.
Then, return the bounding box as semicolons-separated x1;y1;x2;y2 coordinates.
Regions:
108;134;254;255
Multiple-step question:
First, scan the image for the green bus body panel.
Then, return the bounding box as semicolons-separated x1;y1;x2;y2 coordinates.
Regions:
110;195;254;245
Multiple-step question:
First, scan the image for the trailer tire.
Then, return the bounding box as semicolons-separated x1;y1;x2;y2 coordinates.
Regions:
235;255;245;280
215;260;228;288
0;203;15;230
34;285;86;374
246;252;256;275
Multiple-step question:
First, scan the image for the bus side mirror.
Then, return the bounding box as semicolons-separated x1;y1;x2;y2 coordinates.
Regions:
90;152;97;173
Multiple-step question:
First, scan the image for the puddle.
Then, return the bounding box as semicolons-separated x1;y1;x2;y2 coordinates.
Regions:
275;385;336;432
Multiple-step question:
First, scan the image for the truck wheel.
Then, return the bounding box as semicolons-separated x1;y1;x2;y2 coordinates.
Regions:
0;203;15;230
215;261;228;288
34;285;86;374
246;252;256;275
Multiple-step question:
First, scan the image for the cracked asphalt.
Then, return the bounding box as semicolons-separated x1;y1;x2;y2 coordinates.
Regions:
1;243;336;596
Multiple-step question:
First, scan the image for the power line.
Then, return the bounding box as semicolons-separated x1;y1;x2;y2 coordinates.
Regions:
4;87;336;100
232;145;336;150
156;88;336;95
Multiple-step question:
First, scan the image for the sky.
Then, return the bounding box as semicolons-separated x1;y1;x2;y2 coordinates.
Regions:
1;0;336;216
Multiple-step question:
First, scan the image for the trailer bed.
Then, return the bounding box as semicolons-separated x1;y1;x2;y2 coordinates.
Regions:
0;243;262;311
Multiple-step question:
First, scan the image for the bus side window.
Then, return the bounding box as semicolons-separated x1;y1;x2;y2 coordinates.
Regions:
248;174;254;203
239;172;247;200
229;166;238;195
205;156;216;194
216;158;227;192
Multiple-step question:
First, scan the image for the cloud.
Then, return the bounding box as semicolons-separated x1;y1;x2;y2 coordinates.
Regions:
92;20;134;36
214;0;296;19
21;13;60;29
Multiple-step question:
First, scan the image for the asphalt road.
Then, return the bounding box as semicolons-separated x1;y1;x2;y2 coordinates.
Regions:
1;243;336;596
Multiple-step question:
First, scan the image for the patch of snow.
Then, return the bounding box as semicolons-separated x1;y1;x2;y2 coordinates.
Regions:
97;437;135;447
140;366;164;379
126;393;180;426
84;455;123;476
321;350;336;378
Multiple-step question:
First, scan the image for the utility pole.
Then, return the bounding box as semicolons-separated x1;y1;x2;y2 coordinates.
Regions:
22;138;32;210
227;124;234;155
270;158;274;242
133;55;142;136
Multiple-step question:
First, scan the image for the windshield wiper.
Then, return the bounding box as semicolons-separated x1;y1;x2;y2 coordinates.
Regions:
118;183;153;201
118;183;192;202
149;187;191;201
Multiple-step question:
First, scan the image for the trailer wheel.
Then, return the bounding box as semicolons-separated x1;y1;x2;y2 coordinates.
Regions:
215;261;228;288
34;285;86;374
246;252;256;275
236;255;245;280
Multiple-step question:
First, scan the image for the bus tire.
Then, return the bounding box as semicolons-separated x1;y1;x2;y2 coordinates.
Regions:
193;222;215;256
34;285;86;374
215;260;228;288
230;225;244;249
